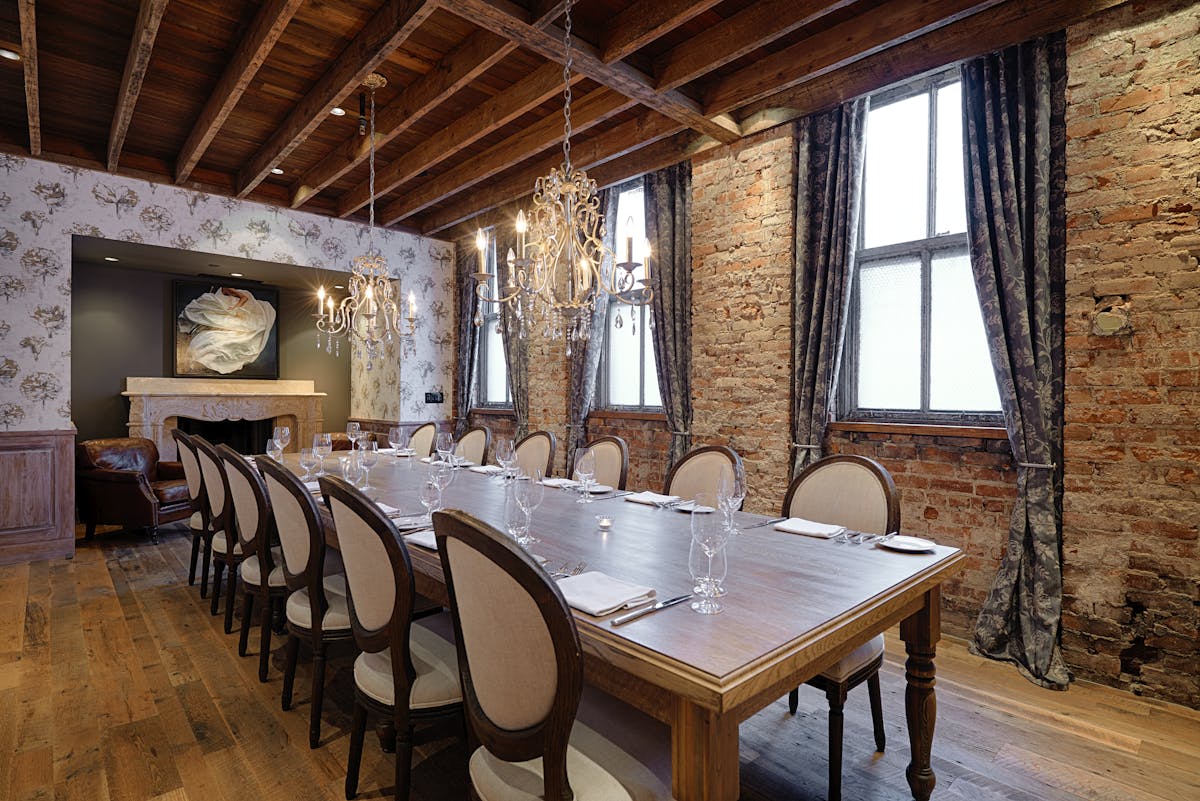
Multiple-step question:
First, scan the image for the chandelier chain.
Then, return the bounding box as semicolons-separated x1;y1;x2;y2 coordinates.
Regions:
367;88;376;241
561;0;573;172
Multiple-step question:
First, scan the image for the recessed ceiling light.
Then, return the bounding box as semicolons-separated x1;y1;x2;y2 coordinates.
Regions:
230;272;243;277
270;167;284;175
0;49;20;62
103;256;119;262
330;107;346;116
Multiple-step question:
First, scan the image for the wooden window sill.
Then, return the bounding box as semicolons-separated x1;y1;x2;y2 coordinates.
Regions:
470;407;515;417
828;421;1008;440
588;409;668;423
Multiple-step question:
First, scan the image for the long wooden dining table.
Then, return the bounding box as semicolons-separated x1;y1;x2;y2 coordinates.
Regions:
284;452;964;801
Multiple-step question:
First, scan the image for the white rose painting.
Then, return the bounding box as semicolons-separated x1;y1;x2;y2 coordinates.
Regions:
174;282;279;378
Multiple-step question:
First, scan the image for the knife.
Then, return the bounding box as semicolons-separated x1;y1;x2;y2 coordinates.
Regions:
743;516;787;529
610;594;692;626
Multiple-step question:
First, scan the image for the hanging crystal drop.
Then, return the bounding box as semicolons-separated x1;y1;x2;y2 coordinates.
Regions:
632;315;637;335
614;310;623;329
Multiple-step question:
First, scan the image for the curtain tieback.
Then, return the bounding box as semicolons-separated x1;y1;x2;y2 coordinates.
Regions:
1016;461;1055;470
790;443;821;451
670;430;689;438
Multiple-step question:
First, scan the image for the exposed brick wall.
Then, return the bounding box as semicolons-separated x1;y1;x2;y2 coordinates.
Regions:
586;411;671;491
1060;0;1199;706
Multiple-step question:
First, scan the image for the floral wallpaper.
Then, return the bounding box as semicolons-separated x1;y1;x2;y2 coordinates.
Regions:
0;154;454;431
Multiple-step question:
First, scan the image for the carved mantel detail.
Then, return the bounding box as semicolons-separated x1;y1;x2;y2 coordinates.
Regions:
124;377;325;459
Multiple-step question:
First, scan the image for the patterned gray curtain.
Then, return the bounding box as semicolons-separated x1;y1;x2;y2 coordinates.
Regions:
962;33;1071;690
792;98;868;477
496;222;529;438
453;236;479;437
566;187;616;455
645;163;692;468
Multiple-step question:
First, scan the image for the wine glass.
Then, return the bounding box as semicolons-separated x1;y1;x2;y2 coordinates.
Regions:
265;438;283;462
690;491;731;615
312;433;333;476
340;455;365;489
388;426;407;453
717;466;747;532
430;460;453;500
435;432;453;464
574;448;596;504
346;421;362;447
298;448;318;480
689;538;728;598
357;440;379;489
494;438;516;480
273;425;291;452
504;487;531;548
515;468;544;539
419;481;441;516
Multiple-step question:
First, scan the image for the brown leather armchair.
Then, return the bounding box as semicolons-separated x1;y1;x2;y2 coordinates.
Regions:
76;437;195;542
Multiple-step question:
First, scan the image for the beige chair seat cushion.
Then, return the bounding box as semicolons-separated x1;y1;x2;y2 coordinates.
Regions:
189;511;203;530
240;547;285;587
353;613;462;709
821;634;885;682
210;531;242;556
286;574;352;631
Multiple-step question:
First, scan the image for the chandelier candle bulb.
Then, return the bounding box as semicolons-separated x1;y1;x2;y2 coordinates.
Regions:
625;218;635;263
408;291;416;319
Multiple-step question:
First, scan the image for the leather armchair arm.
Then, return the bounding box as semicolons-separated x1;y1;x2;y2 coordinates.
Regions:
81;468;158;504
157;460;185;481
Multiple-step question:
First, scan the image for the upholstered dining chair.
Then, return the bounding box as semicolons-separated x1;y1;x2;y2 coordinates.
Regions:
780;453;899;801
454;425;491;465
573;436;629;490
193;436;242;633
513;430;556;477
408;422;436;458
220;445;289;683
257;455;353;749
320;475;463;801
433;509;673;801
664;444;743;505
171;429;211;594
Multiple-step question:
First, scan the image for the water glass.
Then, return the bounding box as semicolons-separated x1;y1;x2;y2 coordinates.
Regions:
388;426;407;452
515;468;544;534
419;481;441;515
717;466;747;532
435;431;453;464
298;448;318;480
312;433;333;476
689;539;728;598
431;460;453;495
346;421;361;445
340;455;365;489
273;425;291;451
357;440;379;488
265;438;283;462
495;438;516;479
505;488;531;548
690;491;731;615
574;448;596;504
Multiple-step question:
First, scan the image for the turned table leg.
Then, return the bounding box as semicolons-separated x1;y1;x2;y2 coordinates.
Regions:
900;586;941;801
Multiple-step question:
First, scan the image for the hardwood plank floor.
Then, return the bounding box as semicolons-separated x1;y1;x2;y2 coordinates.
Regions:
2;523;1198;801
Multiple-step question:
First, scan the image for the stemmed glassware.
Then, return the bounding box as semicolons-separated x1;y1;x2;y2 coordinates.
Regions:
298;447;318;480
435;432;454;464
312;433;333;476
494;438;516;480
514;468;544;546
573;448;596;503
690;491;732;615
346;421;362;448
340;454;365;489
388;426;407;453
265;438;283;462
357;440;379;489
272;425;291;452
430;460;453;502
419;481;441;516
504;487;530;547
717;465;747;532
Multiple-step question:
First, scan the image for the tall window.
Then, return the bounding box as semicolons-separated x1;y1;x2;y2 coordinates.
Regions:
474;230;511;406
844;74;1001;421
599;185;661;408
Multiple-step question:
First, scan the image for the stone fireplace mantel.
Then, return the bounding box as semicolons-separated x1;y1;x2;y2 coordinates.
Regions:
124;377;325;459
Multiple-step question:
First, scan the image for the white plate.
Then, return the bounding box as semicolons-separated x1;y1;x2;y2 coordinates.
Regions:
675;503;715;514
391;514;433;531
878;535;935;553
588;484;614;494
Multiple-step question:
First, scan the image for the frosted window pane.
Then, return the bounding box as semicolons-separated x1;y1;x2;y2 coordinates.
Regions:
857;258;921;409
930;252;1001;411
483;323;508;403
863;94;929;249
642;308;662;407
935;82;967;236
606;306;640;406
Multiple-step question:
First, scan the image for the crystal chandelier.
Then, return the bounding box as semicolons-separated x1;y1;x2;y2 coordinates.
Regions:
472;0;651;349
315;73;416;371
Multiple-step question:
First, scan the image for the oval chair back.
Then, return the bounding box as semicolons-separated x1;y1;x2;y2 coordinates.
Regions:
782;454;899;536
454;425;491;465
574;436;629;490
192;436;229;537
434;509;582;800
218;445;273;575
514;430;556;477
171;428;204;512
409;422;437;458
257;455;326;598
664;445;743;504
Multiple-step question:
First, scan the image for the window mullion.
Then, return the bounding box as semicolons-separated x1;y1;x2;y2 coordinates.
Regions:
920;249;932;413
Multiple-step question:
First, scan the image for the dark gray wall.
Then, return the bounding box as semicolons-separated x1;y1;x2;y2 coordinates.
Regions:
71;262;349;442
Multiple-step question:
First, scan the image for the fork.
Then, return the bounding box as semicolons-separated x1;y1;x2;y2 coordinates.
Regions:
550;561;587;579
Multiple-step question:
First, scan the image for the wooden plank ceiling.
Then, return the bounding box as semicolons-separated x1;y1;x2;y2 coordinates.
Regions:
0;0;1128;238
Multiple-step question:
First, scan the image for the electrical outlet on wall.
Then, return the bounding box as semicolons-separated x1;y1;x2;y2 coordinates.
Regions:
425;391;444;404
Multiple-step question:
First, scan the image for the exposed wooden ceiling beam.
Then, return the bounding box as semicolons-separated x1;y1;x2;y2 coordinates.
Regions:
653;0;855;91
17;0;39;156
236;0;438;197
175;0;304;184
337;61;577;217
381;87;636;225
290;0;573;209
420;110;685;234
108;0;169;172
703;0;1005;115
441;0;741;144
599;0;723;63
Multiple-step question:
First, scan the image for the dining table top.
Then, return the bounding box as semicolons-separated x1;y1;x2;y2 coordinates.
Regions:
284;451;964;700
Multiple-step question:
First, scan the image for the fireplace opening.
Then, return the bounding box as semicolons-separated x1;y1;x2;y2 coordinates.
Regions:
177;417;275;456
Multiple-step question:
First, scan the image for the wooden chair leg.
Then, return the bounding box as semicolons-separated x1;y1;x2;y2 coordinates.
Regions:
188;534;201;585
200;539;213;598
223;569;238;634
788;686;799;714
310;648;327;749
281;634;300;711
826;684;847;801
395;719;414;801
147;525;160;545
238;592;255;656
258;594;273;682
210;561;225;616
345;702;368;799
868;672;886;752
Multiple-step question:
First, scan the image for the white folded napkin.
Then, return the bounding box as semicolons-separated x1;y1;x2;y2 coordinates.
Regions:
674;501;715;513
453;456;474;467
402;529;437;550
541;477;579;489
557;571;656;616
391;513;433;531
376;501;400;516
304;480;321;493
470;464;504;475
624;491;681;506
775;517;846;538
420;456;434;464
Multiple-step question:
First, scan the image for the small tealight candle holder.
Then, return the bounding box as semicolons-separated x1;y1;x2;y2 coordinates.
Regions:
595;514;613;530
